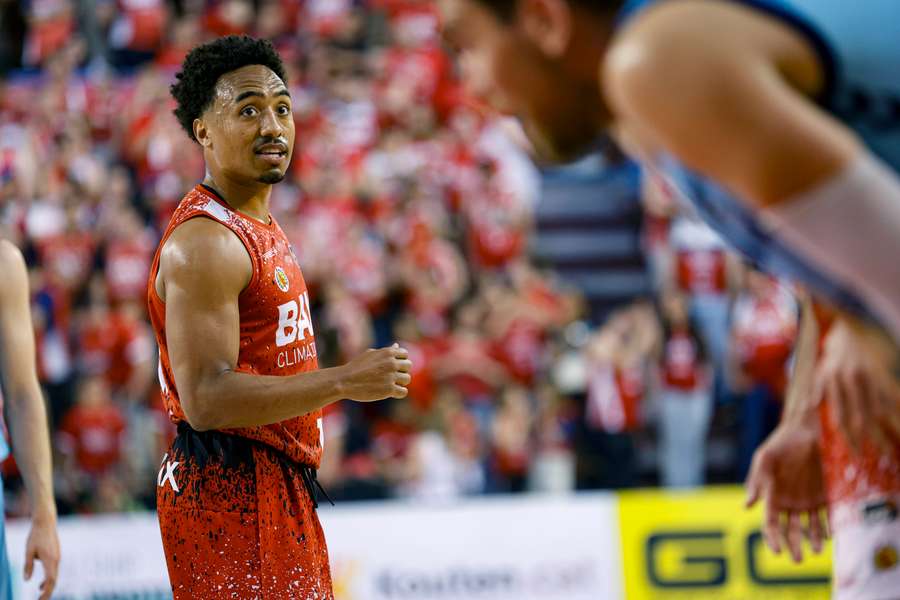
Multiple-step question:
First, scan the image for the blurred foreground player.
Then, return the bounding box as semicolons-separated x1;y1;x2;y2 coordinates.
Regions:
150;37;412;598
0;241;59;600
438;0;900;596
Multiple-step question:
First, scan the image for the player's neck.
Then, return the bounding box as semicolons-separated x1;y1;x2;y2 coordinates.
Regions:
202;173;272;225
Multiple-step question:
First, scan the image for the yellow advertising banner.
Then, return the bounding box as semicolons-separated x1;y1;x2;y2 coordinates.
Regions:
618;486;833;600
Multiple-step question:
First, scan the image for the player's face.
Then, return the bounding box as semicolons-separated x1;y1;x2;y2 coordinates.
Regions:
200;65;295;185
438;0;606;162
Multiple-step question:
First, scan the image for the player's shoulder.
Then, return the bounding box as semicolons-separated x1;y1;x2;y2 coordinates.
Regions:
159;217;253;292
0;240;29;310
604;0;811;105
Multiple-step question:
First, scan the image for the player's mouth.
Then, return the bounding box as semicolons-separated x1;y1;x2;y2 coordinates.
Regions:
254;142;288;165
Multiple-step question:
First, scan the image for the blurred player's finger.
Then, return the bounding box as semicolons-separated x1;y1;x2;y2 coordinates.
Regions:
874;375;900;446
808;509;825;554
810;375;824;408
43;549;59;586
854;371;893;454
23;548;34;580
395;372;411;386
786;511;804;563
828;378;856;454
885;407;900;446
390;345;409;359
392;385;408;398
838;369;865;445
39;579;54;600
763;493;782;554
395;359;413;373
745;447;771;508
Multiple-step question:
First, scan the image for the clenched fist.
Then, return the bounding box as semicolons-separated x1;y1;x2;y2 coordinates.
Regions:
338;344;412;402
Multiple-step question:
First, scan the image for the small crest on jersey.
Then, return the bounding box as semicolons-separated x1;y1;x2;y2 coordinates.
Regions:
873;544;899;571
274;266;290;292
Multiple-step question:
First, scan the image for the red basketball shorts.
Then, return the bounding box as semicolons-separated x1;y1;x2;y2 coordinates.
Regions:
156;425;334;599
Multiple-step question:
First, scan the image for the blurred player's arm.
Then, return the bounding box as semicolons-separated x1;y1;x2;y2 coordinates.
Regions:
159;218;412;432
605;0;900;337
0;241;59;599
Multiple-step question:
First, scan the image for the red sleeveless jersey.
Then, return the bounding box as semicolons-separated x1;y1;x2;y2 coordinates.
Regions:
147;184;323;468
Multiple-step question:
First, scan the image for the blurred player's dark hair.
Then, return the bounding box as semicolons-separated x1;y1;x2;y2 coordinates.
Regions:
479;0;622;20
170;35;288;142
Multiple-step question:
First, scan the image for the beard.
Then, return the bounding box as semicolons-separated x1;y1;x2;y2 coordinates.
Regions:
258;169;285;184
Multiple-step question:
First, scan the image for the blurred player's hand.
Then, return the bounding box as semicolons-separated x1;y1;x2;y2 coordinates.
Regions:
24;516;59;600
746;420;828;563
339;344;412;401
813;317;900;455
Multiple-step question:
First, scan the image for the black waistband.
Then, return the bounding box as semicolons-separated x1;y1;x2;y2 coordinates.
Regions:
172;422;333;509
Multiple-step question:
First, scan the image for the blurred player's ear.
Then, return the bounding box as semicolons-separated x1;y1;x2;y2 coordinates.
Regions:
194;118;212;148
518;0;572;58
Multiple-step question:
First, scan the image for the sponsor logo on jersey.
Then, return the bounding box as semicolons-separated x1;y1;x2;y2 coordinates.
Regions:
863;499;899;523
157;453;180;493
274;266;290;292
276;292;314;347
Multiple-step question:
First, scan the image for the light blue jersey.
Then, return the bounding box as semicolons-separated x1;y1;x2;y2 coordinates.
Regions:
617;0;900;316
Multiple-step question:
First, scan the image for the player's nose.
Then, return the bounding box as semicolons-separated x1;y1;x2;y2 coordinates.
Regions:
259;107;285;138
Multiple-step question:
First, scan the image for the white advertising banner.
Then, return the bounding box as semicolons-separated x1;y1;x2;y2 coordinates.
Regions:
5;493;622;600
324;493;622;600
5;513;170;599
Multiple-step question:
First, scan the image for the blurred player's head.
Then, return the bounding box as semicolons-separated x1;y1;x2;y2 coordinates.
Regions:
171;36;294;186
438;0;621;161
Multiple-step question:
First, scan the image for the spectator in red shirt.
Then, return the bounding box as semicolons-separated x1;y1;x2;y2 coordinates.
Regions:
76;291;154;403
56;376;127;509
101;207;154;305
656;290;713;488
581;303;656;489
489;386;533;492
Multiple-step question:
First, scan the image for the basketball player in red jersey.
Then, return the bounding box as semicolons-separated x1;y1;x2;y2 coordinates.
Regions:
149;36;412;598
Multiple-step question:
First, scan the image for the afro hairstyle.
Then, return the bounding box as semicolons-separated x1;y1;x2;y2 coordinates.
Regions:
170;35;288;142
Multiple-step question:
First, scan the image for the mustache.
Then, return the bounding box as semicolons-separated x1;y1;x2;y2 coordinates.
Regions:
253;137;289;152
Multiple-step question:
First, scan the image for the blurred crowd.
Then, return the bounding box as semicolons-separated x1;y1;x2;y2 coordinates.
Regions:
0;0;799;515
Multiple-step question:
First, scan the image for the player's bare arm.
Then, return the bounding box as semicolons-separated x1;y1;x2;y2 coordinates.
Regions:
746;294;827;563
158;218;411;432
0;240;59;600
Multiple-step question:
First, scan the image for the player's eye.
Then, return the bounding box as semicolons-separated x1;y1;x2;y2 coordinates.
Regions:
277;104;291;116
240;106;258;117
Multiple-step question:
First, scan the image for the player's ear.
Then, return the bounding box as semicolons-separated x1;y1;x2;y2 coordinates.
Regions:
194;118;212;148
518;0;572;58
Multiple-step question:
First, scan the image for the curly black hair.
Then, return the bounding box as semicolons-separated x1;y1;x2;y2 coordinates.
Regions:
170;35;288;142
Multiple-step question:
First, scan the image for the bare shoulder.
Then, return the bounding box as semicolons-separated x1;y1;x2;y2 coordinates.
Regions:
158;217;252;299
603;0;821;118
0;240;27;298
